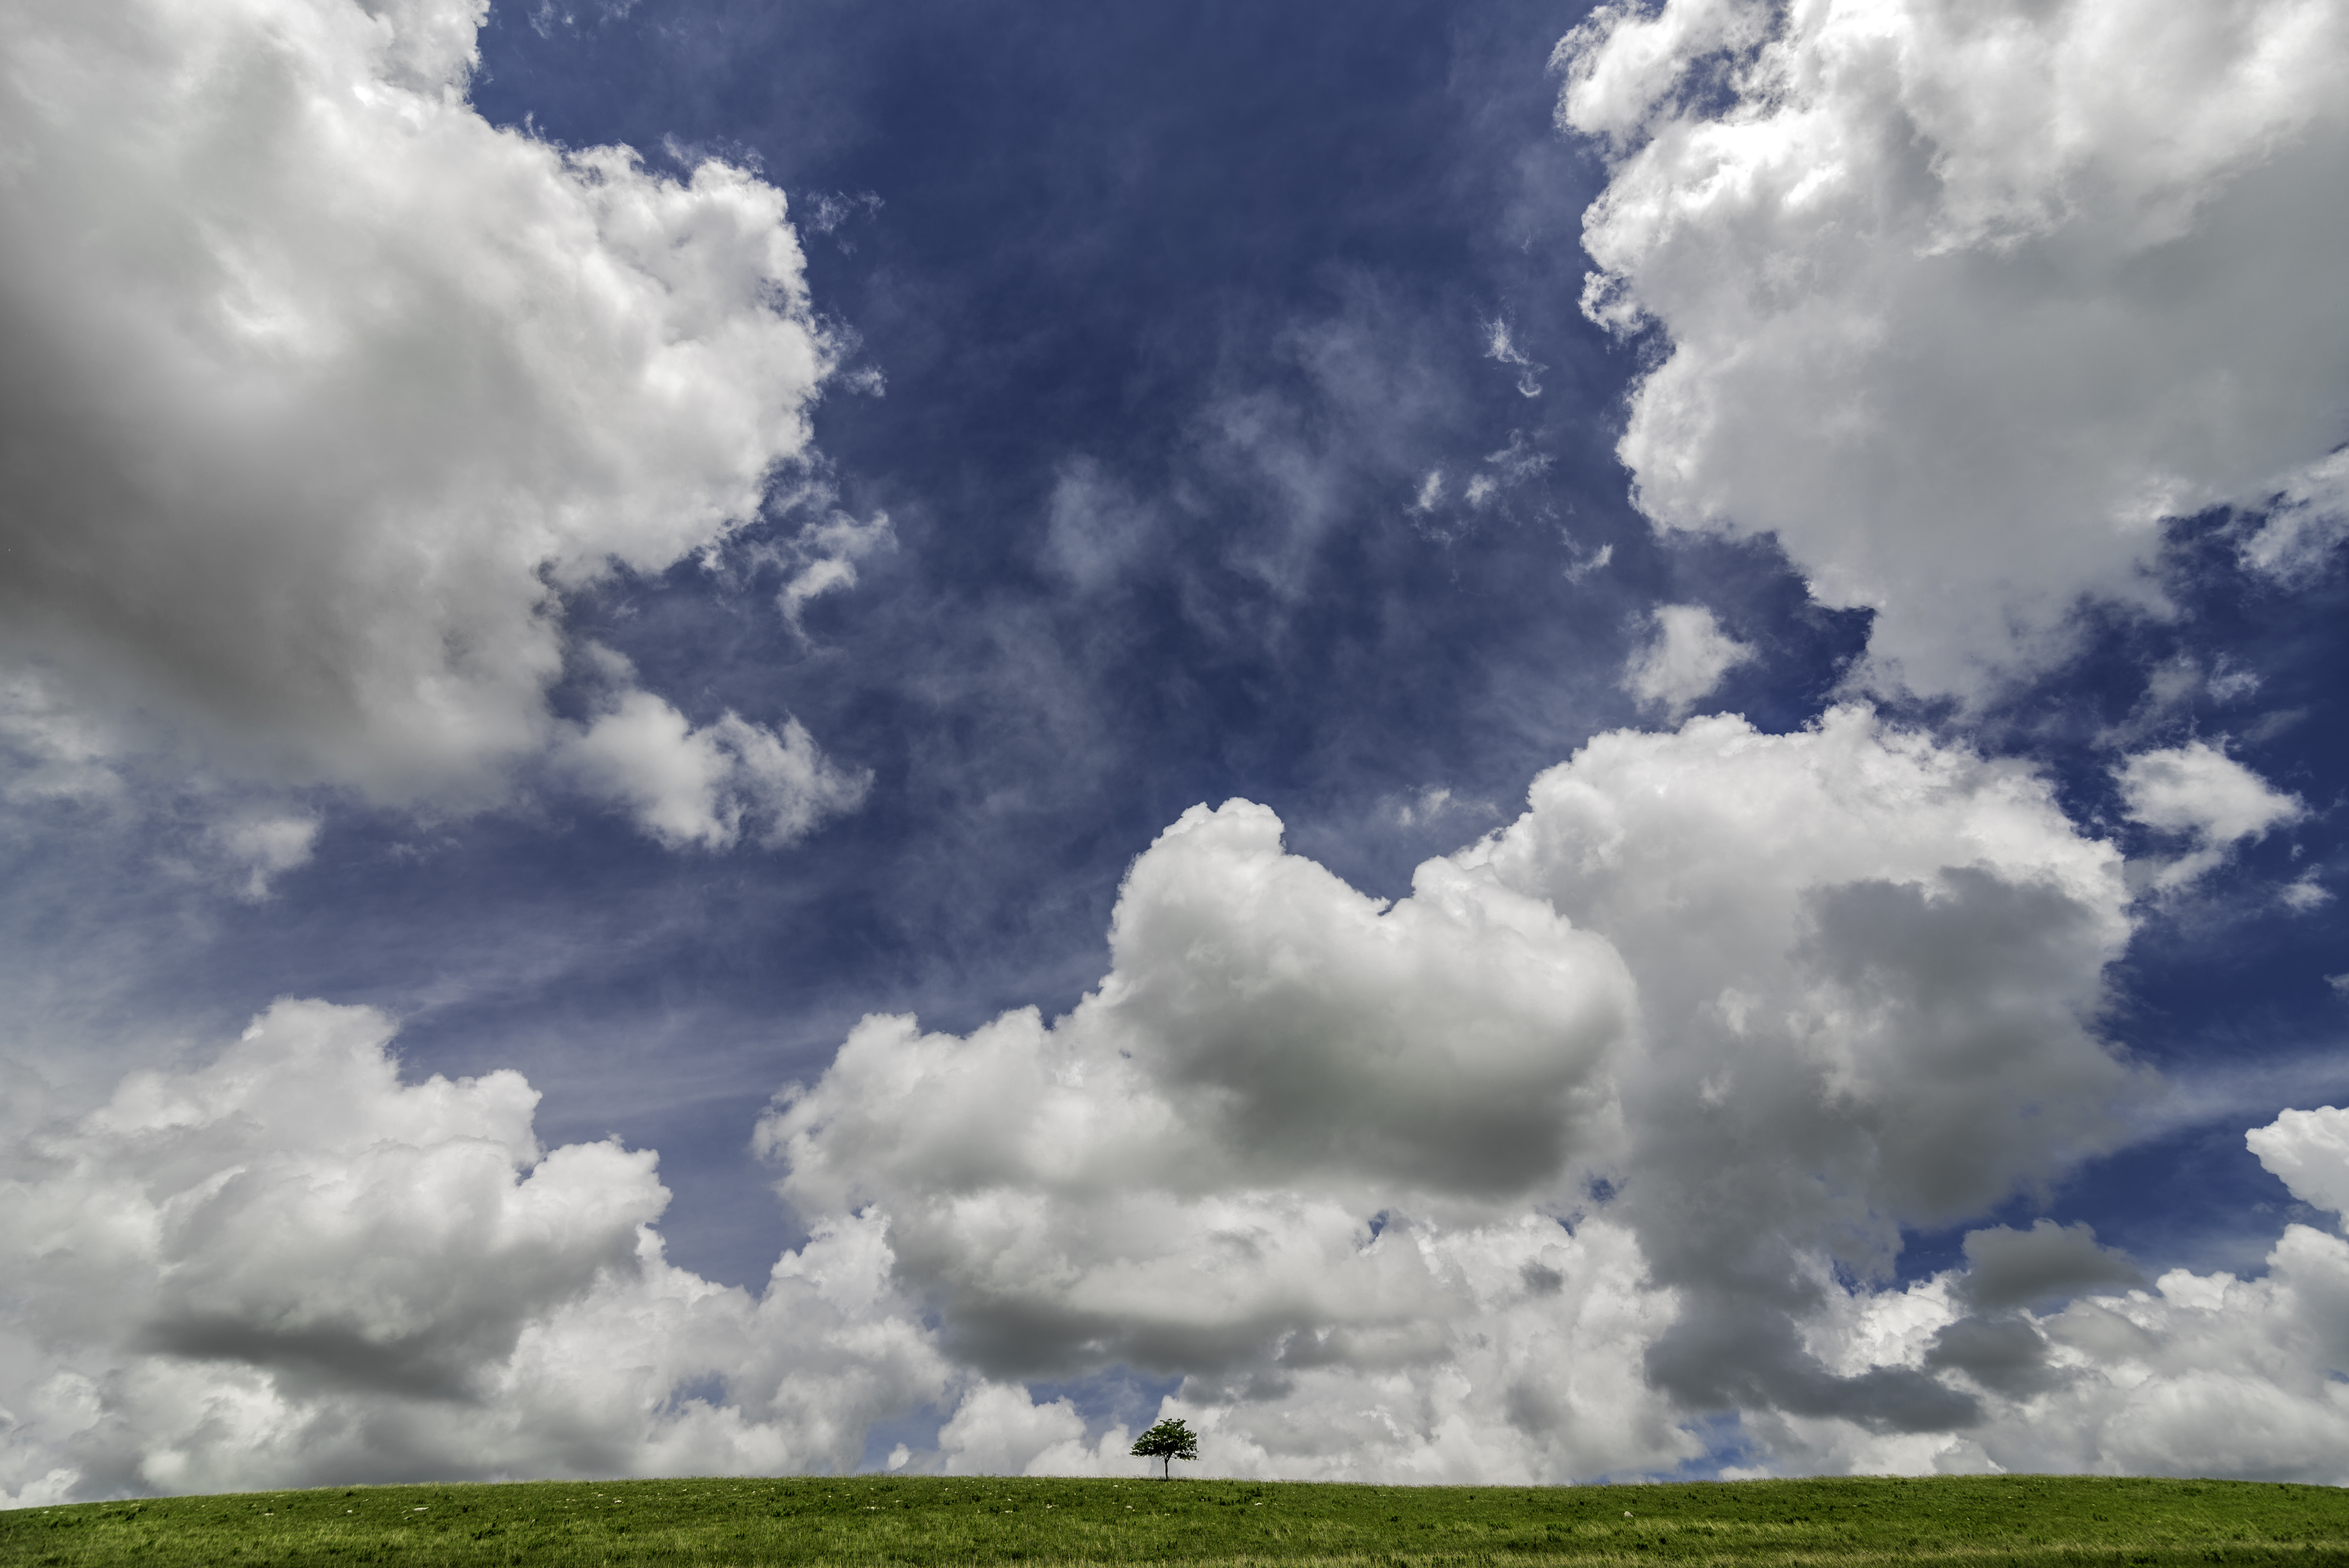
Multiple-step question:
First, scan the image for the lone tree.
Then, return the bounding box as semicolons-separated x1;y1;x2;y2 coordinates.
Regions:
1129;1417;1198;1479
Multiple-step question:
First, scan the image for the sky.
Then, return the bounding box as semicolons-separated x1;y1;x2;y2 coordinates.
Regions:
4;0;2349;1503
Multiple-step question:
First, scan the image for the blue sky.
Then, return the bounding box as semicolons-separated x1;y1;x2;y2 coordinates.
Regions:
4;0;2349;1499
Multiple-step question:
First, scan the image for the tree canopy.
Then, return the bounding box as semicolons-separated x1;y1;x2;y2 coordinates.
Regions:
1129;1417;1198;1479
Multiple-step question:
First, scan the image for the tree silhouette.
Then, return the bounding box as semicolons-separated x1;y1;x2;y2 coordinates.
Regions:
1129;1417;1198;1479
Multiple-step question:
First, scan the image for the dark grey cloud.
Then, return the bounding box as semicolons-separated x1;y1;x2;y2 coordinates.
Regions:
1959;1221;2147;1313
1922;1317;2060;1400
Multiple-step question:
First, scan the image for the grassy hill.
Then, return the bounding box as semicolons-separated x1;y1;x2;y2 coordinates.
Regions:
6;1472;2345;1566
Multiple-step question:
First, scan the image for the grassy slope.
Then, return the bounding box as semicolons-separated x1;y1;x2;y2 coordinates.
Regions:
6;1474;2348;1566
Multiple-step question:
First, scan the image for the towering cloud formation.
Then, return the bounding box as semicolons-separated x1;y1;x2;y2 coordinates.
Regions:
1557;0;2349;693
757;708;2144;1476
0;0;858;840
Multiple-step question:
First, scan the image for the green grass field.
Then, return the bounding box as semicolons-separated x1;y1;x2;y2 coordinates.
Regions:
6;1473;2346;1566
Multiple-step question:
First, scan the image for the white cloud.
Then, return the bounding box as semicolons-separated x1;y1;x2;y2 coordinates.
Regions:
937;1385;1090;1476
1483;320;1545;398
777;511;898;632
2001;1231;2349;1482
1557;0;2349;695
2248;1106;2349;1223
757;800;1641;1384
561;689;871;851
2239;448;2349;585
2116;740;2303;892
1462;710;2143;1436
36;715;2349;1493
1393;785;1486;830
207;813;323;902
1564;540;1614;584
1621;604;1751;716
2096;655;2267;750
1729;1222;2349;1483
755;708;2141;1472
0;672;125;807
1578;1103;2349;1483
2281;873;2332;913
1749;1105;2349;1482
2119;743;2303;843
0;0;846;821
0;1000;951;1502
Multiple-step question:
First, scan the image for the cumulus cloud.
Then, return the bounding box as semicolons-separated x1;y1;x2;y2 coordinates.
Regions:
936;1386;1097;1477
33;714;2349;1495
2248;1106;2349;1223
758;796;1639;1392
1721;1236;2349;1480
561;688;870;852
1464;710;2142;1435
1557;0;2349;694
0;1001;949;1504
2116;740;2303;891
1750;1105;2349;1481
0;0;854;836
752;708;2145;1473
1621;604;1751;716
